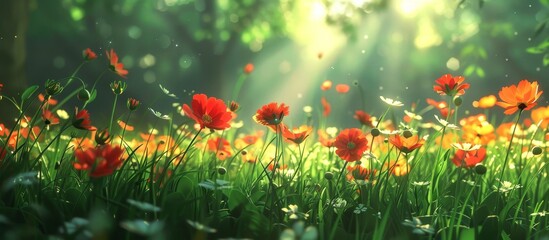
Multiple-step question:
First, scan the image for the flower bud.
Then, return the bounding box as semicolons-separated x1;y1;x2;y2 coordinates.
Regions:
229;101;240;112
474;163;487;175
77;89;90;102
127;98;140;111
371;128;380;137
324;172;334;180
110;80;127;95
95;128;111;145
217;167;227;175
45;79;64;96
453;96;463;107
532;146;542;156
402;130;413;138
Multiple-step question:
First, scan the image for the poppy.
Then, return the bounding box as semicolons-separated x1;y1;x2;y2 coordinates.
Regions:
83;48;97;61
182;93;232;130
73;108;96;131
354;110;374;128
334;128;369;162
451;148;486;168
281;125;312;144
472;95;497;108
433;74;470;96
531;106;549;130
243;63;254;74
389;134;424;154
74;144;125;178
106;49;129;78
335;84;350;93
42;109;59;125
254;102;289;126
496;79;543;115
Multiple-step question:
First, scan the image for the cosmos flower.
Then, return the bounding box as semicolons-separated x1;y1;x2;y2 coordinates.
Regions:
254;102;289;126
433;74;470;97
334;128;369;162
74;144;125;178
42;109;59;125
106;49;128;78
281;124;312;145
182;94;232;130
389;134;425;154
83;48;97;61
426;98;453;118
531;106;549;129
73;108;96;131
451;148;486;168
354;110;374;128
496;79;543;115
380;96;404;107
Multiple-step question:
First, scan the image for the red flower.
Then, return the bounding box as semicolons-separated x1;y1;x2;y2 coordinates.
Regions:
334;128;369;162
38;93;58;106
347;165;375;181
321;97;331;117
182;93;232;130
254;102;289;126
281;124;311;144
0;83;3;92
83;48;97;61
73;108;96;131
74;144;125;178
452;148;486;168
207;137;233;160
389;134;424;154
243;63;254;74
433;74;470;96
426;98;454;118
106;49;128;78
42;109;59;125
354;110;374;128
496;79;543;115
335;84;350;93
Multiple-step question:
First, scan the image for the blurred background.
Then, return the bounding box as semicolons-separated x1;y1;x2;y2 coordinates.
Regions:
1;0;548;129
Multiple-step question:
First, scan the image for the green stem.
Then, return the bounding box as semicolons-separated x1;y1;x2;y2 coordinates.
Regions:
230;74;247;101
109;94;119;133
119;111;133;147
497;110;523;189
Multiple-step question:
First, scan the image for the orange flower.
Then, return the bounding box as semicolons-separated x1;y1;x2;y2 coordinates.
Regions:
106;49;128;78
117;120;135;131
321;97;331;117
254;102;289;126
335;84;350;93
73;108;96;131
472;95;497;108
531;106;549;129
347;165;375;181
334;128;369;162
183;93;232;130
460;114;495;145
234;131;263;149
74;144;125;178
426;98;453;118
243;63;254;74
354;110;374;128
496;79;543;115
0;124;8;137
321;80;332;91
38;93;58;106
318;129;336;148
452;148;486;168
433;74;469;96
389;134;424;154
42;109;59;125
281;125;311;144
383;159;411;176
207;137;232;160
83;48;97;61
496;122;526;141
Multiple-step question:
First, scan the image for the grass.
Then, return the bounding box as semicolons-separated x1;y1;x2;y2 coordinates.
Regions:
0;50;548;240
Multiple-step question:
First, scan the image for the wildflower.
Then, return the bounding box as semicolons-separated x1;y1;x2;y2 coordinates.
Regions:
182;94;232;130
451;142;482;151
434;115;460;130
83;48;97;61
282;204;309;220
532;146;542;155
402;217;435;235
318;129;336;148
473;95;497;108
229;101;240;112
127;98;140;111
45;79;64;96
73;144;124;178
531;106;549;129
279;221;318;240
404;110;423;121
334;128;369;162
427;98;453;118
321;80;332;91
73;108;96;131
106;49;128;78
206;137;232;160
56;109;69;120
148;108;171;120
347;164;375;181
110;80;127;95
354;110;375;128
42;109;59;125
335;84;350;93
380;96;404;107
243;63;254;74
253;102;289;126
433;74;469;97
389;134;424;154
496;79;543;115
38;93;58;105
383;159;411;176
452;148;486;168
460;114;496;145
321;97;331;117
332;198;347;214
494;180;522;193
412;181;430;186
95;128;111;145
117;120;135;131
281;124;311;145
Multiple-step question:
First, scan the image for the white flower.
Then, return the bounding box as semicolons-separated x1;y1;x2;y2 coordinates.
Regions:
56;109;70;119
148;108;171;120
530;211;548;217
325;127;338;137
404;110;423;120
402;217;434;235
493;180;522;193
159;84;178;99
303;106;313;113
380;96;404;107
282;204;309;220
434;115;459;130
451;143;482;151
412;181;430;186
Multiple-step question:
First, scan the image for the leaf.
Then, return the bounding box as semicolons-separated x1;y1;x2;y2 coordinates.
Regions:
533;21;547;39
87;89;97;104
478;48;488;59
226;190;247;210
464;65;476;76
120;220;164;236
127;199;161;212
543;53;549;66
476;67;485;78
21;85;39;103
461;44;475;56
526;46;545;54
